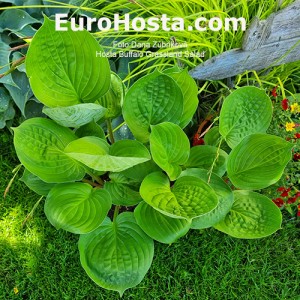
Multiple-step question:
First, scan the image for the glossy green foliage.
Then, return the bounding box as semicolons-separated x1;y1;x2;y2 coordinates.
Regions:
26;17;110;107
43;103;107;128
140;172;218;220
45;183;111;234
150;122;190;180
179;169;234;229
13;118;86;183
79;213;154;296
219;87;272;148
214;191;282;238
123;70;184;142
134;202;191;244
65;138;151;172
12;15;293;295
227;134;293;190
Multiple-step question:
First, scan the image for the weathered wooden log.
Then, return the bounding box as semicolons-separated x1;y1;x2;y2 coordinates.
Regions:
189;1;300;80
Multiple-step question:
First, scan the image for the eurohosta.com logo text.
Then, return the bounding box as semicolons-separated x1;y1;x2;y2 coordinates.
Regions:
55;13;246;32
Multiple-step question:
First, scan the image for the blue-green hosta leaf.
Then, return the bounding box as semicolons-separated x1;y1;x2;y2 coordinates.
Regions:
150;122;190;180
214;190;282;238
45;183;111;234
42;103;107;128
20;169;56;196
13;118;86;183
163;67;198;128
185;145;228;177
227;134;293;190
123;70;183;143
65;138;151;172
179;168;234;229
219;87;272;148
0;87;10;112
79;212;154;296
0;40;14;86
0;101;15;129
96;72;125;119
0;9;40;33
26;17;110;107
140;172;218;220
4;70;33;116
75;121;105;139
104;173;142;206
134;202;191;244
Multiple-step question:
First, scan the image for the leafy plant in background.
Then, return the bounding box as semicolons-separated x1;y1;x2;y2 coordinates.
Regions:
0;0;92;128
11;17;294;296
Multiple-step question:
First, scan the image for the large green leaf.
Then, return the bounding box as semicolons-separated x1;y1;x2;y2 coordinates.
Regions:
104;173;142;206
214;190;282;238
43;103;107;128
140;172;218;220
185;145;228;177
13;118;86;183
179;169;234;229
163;67;198;128
227;134;293;190
45;183;111;234
20;169;56;196
26;16;110;107
150;122;190;180
0;39;15;86
134;202;191;244
79;213;154;296
219;87;272;148
123;70;183;142
96;72;125;119
65;138;151;172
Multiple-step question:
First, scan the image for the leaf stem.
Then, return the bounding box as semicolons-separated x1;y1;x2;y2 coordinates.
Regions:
86;171;104;186
106;118;115;144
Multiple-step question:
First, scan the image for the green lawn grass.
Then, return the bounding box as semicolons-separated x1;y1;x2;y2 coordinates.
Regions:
1;129;300;300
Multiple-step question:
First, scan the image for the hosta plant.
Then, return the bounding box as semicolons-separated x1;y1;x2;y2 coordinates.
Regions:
12;17;293;296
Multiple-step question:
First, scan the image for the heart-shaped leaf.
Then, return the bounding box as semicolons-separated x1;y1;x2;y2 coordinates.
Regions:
134;201;191;244
79;212;154;296
45;183;111;234
43;103;107;128
140;172;218;220
219;87;272;148
13;118;86;183
65;138;151;172
26;16;110;107
179;168;234;229
163;67;198;128
214;190;282;238
185;145;228;177
123;70;183;142
150;122;190;180
227;134;293;190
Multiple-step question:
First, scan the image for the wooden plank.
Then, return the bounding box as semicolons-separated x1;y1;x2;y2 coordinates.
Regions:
189;1;300;80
